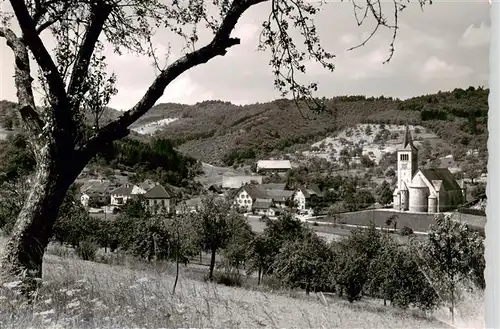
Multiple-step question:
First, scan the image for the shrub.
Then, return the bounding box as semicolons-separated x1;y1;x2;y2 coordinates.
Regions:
399;226;414;236
212;270;243;287
76;239;99;261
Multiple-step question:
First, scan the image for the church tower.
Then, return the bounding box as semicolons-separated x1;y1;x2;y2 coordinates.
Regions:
397;125;418;190
396;125;418;210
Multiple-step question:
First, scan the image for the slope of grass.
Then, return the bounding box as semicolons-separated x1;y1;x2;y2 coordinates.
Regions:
0;254;450;329
0;236;483;329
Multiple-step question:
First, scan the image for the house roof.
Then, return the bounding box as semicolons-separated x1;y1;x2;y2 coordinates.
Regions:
225;188;241;200
261;183;287;191
253;198;273;209
419;168;462;191
139;180;156;191
266;189;294;202
208;184;223;193
256;160;292;170
110;184;134;196
241;184;268;200
144;184;172;199
298;183;323;198
82;181;112;195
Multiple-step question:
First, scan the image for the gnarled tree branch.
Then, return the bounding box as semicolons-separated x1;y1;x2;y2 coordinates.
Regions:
0;27;43;151
82;0;267;156
9;0;72;138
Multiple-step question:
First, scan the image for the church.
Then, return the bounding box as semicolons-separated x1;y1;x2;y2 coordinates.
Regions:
393;125;465;213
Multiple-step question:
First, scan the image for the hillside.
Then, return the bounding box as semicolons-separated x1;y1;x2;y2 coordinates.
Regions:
0;237;482;329
134;87;489;165
0;87;488;166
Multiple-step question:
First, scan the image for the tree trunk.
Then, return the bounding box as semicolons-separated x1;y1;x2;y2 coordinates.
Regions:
450;285;455;324
172;245;180;295
208;248;217;281
0;155;79;293
258;265;262;285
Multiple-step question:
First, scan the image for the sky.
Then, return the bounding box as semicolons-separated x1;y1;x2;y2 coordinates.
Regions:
0;0;491;111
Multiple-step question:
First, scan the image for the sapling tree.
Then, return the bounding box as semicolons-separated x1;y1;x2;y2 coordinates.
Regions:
195;195;233;280
272;230;332;295
222;212;255;271
414;214;485;323
0;0;430;292
163;204;200;294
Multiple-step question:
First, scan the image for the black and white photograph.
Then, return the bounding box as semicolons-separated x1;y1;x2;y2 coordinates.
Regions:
0;0;491;328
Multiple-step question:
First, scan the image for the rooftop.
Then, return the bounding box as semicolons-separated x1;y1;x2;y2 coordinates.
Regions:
256;160;292;170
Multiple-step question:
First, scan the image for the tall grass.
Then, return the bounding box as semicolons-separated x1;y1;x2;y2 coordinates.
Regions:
0;237;483;329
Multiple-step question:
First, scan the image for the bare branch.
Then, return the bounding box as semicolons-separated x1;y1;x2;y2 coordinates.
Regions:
346;0;427;64
66;2;113;111
82;0;267;156
10;1;67;103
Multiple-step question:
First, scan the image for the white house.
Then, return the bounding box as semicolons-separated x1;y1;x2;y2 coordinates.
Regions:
292;184;323;211
234;184;268;212
143;184;175;214
234;183;295;213
109;184;145;206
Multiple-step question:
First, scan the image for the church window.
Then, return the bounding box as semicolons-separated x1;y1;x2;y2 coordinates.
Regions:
400;154;409;161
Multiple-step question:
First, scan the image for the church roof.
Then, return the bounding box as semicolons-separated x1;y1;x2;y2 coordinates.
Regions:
420;168;462;191
401;124;418;152
412;175;428;188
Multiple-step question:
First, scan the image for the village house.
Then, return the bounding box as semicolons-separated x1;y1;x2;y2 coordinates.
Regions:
234;184;268;212
252;198;276;217
393;125;465;213
233;183;295;214
109;180;176;213
80;181;116;207
109;183;146;206
256;160;292;174
266;189;294;208
292;184;323;211
143;184;176;214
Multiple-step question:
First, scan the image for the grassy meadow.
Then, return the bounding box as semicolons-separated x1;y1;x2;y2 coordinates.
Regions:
0;237;484;329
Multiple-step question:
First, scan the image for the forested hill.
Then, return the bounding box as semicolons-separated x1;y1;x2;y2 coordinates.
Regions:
148;86;488;165
0;86;488;165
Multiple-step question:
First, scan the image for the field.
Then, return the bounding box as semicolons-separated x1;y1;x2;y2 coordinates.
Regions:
0;237;484;329
328;209;486;234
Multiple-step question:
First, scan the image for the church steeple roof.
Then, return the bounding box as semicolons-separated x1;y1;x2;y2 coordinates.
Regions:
401;124;418;152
